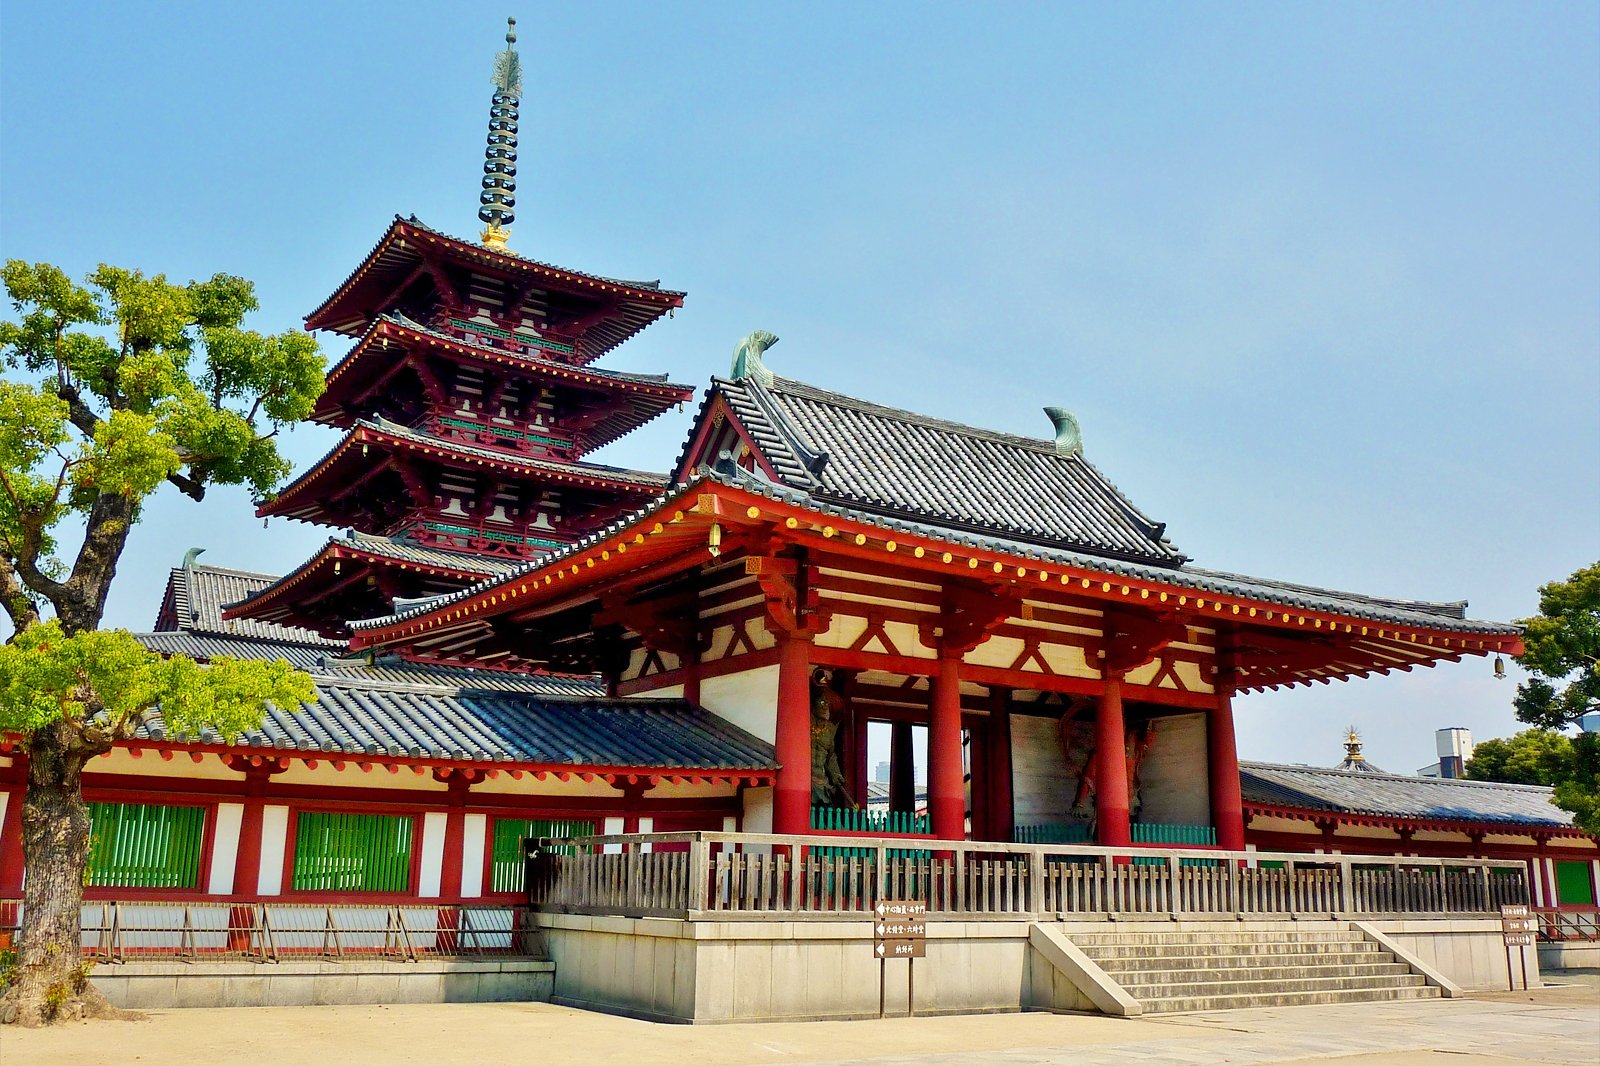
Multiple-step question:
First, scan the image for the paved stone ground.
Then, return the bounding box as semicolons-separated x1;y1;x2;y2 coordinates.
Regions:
4;981;1596;1066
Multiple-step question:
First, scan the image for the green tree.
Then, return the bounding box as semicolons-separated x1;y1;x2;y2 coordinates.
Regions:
0;261;322;1026
1505;562;1600;835
1464;728;1574;786
1551;732;1600;836
1514;562;1600;730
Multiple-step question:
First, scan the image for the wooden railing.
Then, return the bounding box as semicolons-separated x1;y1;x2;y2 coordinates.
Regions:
525;832;1529;921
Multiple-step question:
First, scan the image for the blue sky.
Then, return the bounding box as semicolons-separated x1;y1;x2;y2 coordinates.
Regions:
2;3;1596;771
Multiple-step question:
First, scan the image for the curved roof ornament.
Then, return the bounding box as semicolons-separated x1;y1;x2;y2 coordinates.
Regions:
730;330;778;388
1043;406;1082;458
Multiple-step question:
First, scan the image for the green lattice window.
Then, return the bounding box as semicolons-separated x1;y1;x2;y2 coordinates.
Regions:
291;812;413;893
86;802;206;889
1555;860;1596;905
490;818;595;893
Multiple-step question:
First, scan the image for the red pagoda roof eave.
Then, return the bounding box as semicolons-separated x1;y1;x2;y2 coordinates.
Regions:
69;735;773;787
349;478;1523;666
258;424;666;520
1243;800;1592;840
317;317;696;412
222;544;502;623
305;218;685;334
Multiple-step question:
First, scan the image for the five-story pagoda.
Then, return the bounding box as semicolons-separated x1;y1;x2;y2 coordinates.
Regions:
230;20;692;639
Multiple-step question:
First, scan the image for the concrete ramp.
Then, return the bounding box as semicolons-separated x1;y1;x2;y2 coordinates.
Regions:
1027;924;1143;1017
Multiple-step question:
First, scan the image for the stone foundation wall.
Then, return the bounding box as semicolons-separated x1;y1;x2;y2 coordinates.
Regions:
1368;918;1542;990
90;958;554;1009
538;913;1047;1022
536;912;1532;1022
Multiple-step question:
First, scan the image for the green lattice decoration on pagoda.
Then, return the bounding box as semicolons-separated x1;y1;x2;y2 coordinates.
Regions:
435;416;573;451
420;521;563;551
447;318;577;356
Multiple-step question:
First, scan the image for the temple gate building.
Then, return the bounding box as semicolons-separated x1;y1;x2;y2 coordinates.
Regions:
0;18;1594;1016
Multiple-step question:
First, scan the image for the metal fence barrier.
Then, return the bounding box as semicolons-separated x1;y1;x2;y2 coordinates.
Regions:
1535;906;1599;942
0;900;540;963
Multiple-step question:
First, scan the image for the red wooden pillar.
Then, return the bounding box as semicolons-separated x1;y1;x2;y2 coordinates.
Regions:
986;691;1014;843
682;624;702;707
228;765;273;953
773;633;814;837
1208;687;1246;852
0;757;28;898
439;774;473;900
851;689;870;808
231;767;272;897
682;658;701;707
929;653;965;840
1095;674;1131;848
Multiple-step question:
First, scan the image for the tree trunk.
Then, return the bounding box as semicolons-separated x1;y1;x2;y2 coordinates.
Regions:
0;720;127;1025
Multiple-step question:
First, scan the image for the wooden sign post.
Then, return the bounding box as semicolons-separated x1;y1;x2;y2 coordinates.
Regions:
1500;904;1535;991
874;900;928;1017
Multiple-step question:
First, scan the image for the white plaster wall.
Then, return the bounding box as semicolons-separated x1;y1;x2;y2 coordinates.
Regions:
257;806;289;895
1137;713;1210;825
206;803;244;895
1011;714;1074;826
699;664;779;744
461;813;487;898
741;788;774;855
603;816;625;854
419;811;448;897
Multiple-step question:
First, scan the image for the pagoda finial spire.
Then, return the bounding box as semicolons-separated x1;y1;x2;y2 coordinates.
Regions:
478;17;522;250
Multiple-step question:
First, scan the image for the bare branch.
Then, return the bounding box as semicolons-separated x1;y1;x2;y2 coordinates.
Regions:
166;470;206;501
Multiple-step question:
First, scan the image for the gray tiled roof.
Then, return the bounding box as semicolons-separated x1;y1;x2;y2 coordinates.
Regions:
134;676;772;770
323;530;525;574
352;466;1521;638
693;376;1184;566
1240;761;1576;829
130;631;604;697
135;631;334;670
155;563;341;648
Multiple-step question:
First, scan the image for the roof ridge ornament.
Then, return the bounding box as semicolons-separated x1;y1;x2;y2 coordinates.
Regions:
1043;406;1082;458
478;17;521;250
1337;725;1385;773
730;330;779;388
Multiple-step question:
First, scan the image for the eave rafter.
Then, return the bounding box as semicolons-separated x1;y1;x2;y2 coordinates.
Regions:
350;480;1521;683
91;736;772;789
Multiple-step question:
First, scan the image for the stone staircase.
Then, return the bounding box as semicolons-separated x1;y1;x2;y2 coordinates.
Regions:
1067;923;1441;1014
